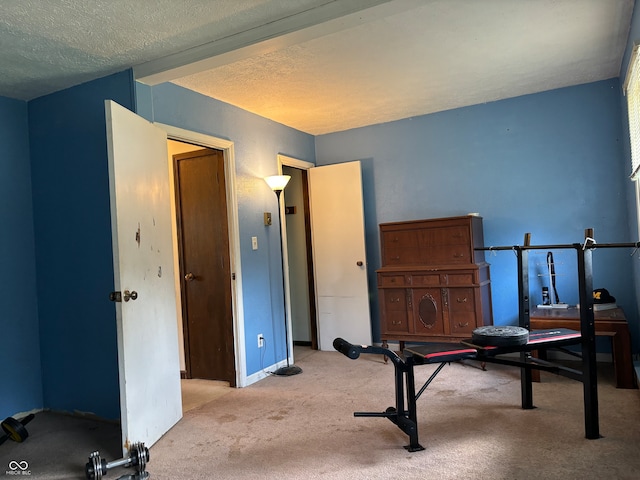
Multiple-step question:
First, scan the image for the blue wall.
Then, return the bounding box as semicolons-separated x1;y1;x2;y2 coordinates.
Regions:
316;79;639;351
0;96;43;419
28;71;136;420
140;82;316;377
4;34;640;422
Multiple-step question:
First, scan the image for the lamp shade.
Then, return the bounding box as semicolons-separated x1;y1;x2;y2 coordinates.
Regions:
265;175;291;192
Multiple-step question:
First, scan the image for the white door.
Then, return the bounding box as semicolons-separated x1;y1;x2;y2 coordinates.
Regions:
308;161;372;350
105;100;182;452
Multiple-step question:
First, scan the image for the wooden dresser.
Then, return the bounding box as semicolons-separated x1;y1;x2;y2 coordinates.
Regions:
377;215;493;347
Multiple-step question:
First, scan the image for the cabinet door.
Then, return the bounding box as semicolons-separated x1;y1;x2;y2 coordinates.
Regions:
380;289;410;333
417;224;470;246
382;230;420;265
411;288;445;335
447;287;477;335
418;225;472;265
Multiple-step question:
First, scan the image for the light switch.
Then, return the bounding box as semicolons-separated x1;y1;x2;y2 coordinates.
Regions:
251;236;258;250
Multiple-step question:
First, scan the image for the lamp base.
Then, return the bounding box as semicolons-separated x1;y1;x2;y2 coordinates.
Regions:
273;365;303;376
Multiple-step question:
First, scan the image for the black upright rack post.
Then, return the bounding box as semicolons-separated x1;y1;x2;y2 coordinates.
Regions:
516;244;534;409
478;230;625;439
577;240;599;439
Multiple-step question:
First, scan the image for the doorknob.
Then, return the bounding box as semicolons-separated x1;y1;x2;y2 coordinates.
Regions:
109;290;138;302
185;272;195;282
123;290;138;302
356;261;364;267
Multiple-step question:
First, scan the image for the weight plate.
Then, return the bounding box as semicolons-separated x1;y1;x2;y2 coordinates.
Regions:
1;417;28;442
471;326;529;347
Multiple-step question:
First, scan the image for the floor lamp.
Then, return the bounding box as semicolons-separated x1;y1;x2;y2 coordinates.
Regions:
265;175;302;376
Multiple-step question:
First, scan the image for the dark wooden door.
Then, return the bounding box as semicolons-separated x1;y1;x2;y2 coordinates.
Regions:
174;148;236;385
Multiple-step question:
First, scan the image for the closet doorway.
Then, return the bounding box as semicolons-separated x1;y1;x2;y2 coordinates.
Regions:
171;142;236;385
282;165;318;349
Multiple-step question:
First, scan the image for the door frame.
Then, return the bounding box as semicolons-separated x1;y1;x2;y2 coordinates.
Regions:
157;123;247;387
277;154;317;353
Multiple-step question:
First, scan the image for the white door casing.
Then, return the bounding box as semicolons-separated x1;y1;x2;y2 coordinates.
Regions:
105;100;182;452
307;161;372;350
158;123;246;387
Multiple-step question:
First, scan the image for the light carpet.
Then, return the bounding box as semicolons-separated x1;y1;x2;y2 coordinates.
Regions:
2;347;640;479
150;348;640;480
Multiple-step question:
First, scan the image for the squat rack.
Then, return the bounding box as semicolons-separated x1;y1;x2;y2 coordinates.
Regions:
334;229;640;451
479;229;640;440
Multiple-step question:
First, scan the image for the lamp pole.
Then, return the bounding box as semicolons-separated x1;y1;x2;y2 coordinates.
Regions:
265;175;302;376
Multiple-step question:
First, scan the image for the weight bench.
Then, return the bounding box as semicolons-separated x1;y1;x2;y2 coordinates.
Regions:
334;231;629;451
334;328;589;452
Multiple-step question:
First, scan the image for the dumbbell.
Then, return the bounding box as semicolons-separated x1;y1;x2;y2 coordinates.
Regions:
0;414;35;445
85;442;149;479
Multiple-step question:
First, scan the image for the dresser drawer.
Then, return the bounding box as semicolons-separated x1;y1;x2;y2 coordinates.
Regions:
384;311;410;333
445;272;476;286
422;246;471;264
382;289;407;310
383;246;422;265
378;274;407;287
418;226;469;246
410;274;442;286
448;288;475;312
449;312;476;335
382;230;418;248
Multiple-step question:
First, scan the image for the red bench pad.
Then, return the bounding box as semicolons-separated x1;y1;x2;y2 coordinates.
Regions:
405;328;581;363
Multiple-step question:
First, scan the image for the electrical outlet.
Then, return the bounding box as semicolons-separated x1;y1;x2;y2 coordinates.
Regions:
257;334;264;348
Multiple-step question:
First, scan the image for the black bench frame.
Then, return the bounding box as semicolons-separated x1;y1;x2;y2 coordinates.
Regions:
335;328;583;451
335;234;640;451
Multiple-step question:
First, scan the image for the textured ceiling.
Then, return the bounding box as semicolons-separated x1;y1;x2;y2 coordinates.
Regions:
0;0;339;100
0;0;635;135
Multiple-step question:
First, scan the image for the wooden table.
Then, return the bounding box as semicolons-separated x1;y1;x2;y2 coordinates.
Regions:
529;307;636;389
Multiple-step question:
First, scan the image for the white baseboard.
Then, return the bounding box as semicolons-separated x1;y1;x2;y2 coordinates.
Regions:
244;359;289;386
